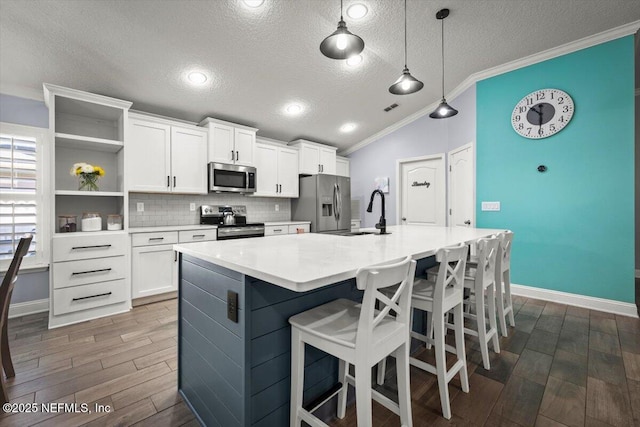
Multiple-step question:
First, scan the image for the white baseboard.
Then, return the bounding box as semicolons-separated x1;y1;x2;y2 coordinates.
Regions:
511;284;638;318
8;298;49;319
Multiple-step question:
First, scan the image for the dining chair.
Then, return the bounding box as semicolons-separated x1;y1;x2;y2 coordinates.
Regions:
289;255;416;427
377;244;469;420
1;235;33;404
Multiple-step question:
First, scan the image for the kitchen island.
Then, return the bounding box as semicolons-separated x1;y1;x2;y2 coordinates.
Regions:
174;225;504;427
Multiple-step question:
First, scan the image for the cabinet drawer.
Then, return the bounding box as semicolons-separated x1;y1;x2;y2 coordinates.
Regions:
53;256;126;290
53;279;127;315
288;224;310;234
131;231;178;247
178;229;217;243
265;225;288;236
53;234;126;262
350;220;361;232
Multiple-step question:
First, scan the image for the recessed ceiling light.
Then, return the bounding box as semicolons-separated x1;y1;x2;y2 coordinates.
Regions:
243;0;264;7
340;123;357;133
285;103;303;115
346;3;368;20
187;71;207;85
346;54;363;67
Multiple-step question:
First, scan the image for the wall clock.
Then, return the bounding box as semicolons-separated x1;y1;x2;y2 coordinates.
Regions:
511;88;574;139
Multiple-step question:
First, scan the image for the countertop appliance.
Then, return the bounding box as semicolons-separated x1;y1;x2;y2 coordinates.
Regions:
200;205;264;240
291;174;351;233
208;162;256;194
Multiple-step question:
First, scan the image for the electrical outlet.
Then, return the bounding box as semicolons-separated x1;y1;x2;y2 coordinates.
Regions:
137;202;144;212
189;203;196;211
275;204;279;212
481;201;501;211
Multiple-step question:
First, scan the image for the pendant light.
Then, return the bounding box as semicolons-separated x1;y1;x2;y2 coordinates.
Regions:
389;0;423;95
429;8;458;118
320;0;365;60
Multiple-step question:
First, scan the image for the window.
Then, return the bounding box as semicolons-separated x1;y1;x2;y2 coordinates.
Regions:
0;122;49;270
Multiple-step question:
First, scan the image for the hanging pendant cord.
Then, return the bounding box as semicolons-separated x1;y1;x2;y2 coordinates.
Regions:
440;16;445;97
340;0;344;20
404;0;407;67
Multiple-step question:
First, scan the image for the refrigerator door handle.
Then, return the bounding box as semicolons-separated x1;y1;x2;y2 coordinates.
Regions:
336;184;341;220
333;184;338;221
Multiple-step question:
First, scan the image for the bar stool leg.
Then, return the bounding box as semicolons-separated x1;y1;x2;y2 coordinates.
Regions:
337;360;348;418
395;342;413;427
376;357;386;386
290;329;305;427
504;270;515;326
476;289;490;370
434;310;451;419
496;280;509;337
453;303;469;393
354;362;373;426
488;283;500;353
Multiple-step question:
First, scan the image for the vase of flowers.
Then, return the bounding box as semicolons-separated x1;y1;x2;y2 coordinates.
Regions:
71;162;105;191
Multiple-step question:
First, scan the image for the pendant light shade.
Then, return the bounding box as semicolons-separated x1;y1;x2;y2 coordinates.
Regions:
320;0;365;60
430;8;458;119
389;0;423;95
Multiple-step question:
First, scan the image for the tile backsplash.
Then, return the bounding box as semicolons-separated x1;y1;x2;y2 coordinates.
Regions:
128;193;291;227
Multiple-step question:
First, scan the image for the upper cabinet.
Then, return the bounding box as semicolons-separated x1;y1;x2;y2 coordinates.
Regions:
254;138;299;198
128;113;207;194
200;117;257;167
336;156;350;177
289;139;337;175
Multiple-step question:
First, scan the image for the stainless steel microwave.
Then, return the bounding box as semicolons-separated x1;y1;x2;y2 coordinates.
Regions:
208;162;256;193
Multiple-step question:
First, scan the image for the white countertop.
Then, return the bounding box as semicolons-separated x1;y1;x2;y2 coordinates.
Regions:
129;225;218;233
174;225;505;292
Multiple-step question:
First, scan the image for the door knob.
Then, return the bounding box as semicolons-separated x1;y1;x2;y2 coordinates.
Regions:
402;217;407;221
464;220;471;225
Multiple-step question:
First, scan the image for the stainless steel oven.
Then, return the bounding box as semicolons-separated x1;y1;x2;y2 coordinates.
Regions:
208;162;256;193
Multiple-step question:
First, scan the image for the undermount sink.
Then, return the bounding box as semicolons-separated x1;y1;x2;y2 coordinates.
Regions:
324;231;376;236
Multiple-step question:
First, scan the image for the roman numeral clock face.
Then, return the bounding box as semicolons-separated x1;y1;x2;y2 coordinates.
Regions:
511;89;574;139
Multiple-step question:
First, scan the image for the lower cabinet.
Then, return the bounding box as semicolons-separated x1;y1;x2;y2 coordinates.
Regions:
131;228;216;300
265;222;310;236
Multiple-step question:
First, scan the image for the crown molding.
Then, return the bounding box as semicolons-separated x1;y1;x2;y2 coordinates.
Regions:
340;20;640;157
0;84;45;102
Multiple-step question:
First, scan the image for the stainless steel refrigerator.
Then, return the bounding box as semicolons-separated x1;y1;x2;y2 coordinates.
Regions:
292;175;351;233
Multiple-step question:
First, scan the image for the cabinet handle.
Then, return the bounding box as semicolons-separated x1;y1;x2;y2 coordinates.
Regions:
231;150;235;161
236;151;239;161
321;164;324;172
72;292;112;301
173;176;176;187
275;183;279;193
274;229;282;232
71;244;112;250
72;268;112;276
318;164;321;172
279;184;282;193
148;237;164;241
192;234;205;238
167;176;170;187
174;250;177;262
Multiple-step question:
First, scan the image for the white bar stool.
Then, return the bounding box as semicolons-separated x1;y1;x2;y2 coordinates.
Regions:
378;244;469;420
458;236;501;370
289;255;417;427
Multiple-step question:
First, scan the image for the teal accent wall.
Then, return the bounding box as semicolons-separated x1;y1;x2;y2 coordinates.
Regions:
476;36;635;303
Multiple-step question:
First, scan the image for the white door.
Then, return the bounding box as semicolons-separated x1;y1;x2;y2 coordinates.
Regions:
299;144;320;174
128;119;171;193
254;143;278;196
449;143;474;227
171;126;207;194
278;146;299;197
209;123;235;164
319;147;336;175
234;128;255;166
398;155;446;226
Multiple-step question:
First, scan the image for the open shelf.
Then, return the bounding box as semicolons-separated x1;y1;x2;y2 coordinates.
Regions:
55;190;124;197
55;133;123;152
53;230;126;238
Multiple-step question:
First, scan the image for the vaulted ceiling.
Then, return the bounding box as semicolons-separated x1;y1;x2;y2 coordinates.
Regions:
1;0;638;152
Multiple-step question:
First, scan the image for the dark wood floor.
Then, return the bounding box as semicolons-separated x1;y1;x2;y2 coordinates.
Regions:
0;294;638;427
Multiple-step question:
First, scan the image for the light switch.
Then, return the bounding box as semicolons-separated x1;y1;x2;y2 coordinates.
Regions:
189;203;196;211
481;201;501;211
275;204;279;212
137;202;144;212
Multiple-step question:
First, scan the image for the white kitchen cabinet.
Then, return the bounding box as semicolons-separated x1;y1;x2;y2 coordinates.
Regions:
128;114;207;194
289;139;337;175
200;117;257;166
350;219;361;232
336;156;350;177
264;222;310;236
131;228;216;300
44;84;133;328
254;139;299;198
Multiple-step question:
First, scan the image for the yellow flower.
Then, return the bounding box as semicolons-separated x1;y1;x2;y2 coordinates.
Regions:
94;166;105;177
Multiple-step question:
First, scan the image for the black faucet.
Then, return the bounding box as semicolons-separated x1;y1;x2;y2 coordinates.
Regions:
366;189;388;234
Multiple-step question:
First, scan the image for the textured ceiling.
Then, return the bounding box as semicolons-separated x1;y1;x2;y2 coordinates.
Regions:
1;0;639;152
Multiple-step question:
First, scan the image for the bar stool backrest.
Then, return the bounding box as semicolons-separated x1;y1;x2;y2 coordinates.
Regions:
432;244;468;307
355;256;417;352
475;236;500;287
497;231;514;275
